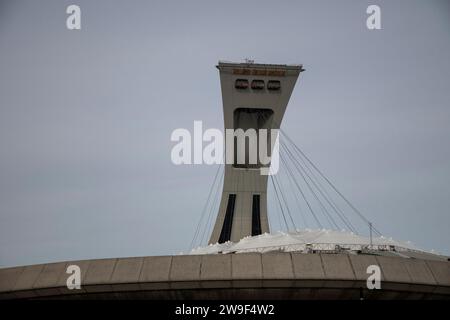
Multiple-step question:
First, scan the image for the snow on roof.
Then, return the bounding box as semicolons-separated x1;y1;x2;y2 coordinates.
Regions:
189;229;427;255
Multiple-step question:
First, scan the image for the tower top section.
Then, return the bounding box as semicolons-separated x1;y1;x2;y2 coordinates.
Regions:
216;61;304;76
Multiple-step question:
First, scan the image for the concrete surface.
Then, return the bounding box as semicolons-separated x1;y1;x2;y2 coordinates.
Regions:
0;252;448;300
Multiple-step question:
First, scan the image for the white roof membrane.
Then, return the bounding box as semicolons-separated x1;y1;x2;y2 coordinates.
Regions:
190;229;437;256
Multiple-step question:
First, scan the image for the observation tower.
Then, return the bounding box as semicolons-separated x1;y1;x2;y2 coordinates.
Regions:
209;61;304;244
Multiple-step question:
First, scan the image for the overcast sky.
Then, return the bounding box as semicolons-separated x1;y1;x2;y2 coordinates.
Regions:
0;0;449;267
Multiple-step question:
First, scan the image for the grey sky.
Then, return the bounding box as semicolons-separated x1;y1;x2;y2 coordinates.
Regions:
0;0;449;267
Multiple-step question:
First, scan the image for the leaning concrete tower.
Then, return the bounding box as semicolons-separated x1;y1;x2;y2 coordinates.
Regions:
209;61;304;244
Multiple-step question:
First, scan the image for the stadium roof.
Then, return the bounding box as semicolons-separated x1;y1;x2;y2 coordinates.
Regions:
190;229;448;261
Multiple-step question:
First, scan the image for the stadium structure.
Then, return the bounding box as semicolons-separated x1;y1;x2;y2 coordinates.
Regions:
0;61;448;300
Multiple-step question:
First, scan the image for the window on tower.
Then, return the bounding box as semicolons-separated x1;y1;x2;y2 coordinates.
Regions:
235;79;249;89
267;80;281;91
233;108;274;168
251;80;265;90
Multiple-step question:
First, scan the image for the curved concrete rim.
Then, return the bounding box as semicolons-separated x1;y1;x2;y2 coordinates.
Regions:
0;253;449;300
